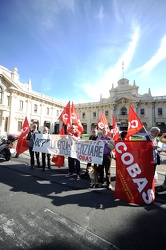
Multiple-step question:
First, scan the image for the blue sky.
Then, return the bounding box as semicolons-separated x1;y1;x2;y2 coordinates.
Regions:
0;0;166;103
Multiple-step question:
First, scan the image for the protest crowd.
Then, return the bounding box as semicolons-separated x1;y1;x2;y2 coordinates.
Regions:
16;102;166;205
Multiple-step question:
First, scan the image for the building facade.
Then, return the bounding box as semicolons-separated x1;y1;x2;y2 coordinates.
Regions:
77;78;166;134
0;65;65;135
0;65;166;136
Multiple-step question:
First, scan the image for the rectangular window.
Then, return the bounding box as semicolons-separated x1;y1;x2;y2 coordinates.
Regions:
47;107;49;115
82;112;85;118
158;108;162;115
7;96;10;106
18;121;22;131
93;112;96;118
140;108;145;115
105;110;109;116
19;100;23;110
34;104;37;112
0;87;2;104
4;117;8;132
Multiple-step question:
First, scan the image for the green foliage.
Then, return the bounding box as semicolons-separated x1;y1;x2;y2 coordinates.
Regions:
81;134;89;140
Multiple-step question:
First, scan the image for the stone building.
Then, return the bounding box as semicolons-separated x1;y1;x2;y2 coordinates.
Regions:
0;65;166;136
76;78;166;134
0;65;65;135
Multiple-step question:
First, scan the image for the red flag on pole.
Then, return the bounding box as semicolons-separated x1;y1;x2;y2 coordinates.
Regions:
112;115;120;140
71;102;84;133
16;116;30;155
52;102;72;167
97;112;111;137
126;105;143;139
58;101;71;133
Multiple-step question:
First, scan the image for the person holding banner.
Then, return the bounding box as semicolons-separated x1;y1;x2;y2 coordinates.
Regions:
83;128;99;177
142;127;160;174
65;125;81;180
156;133;166;192
42;127;51;171
26;124;41;169
98;127;114;190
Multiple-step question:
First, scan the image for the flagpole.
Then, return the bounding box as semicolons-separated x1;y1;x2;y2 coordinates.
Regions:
122;61;124;78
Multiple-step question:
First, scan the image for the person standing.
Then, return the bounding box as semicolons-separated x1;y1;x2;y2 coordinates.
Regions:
119;130;128;140
65;125;81;180
156;132;166;191
142;127;160;174
98;127;114;190
26;123;41;169
42;127;51;171
83;128;99;177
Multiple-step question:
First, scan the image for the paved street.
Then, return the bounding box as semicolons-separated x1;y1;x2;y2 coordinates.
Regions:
13;150;166;205
0;151;166;250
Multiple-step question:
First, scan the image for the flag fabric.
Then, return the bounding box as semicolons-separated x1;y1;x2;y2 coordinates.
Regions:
52;154;64;168
58;125;65;135
112;115;120;140
97;112;111;137
114;140;155;205
71;102;84;133
58;101;71;133
126;105;143;139
16;116;30;155
52;103;72;167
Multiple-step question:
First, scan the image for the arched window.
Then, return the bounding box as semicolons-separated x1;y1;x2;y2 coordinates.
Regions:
0;87;2;104
121;107;127;115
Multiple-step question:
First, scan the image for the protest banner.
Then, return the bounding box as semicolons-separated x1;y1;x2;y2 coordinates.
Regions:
114;140;155;205
33;134;104;165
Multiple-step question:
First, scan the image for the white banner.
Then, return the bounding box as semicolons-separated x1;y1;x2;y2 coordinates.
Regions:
33;134;104;164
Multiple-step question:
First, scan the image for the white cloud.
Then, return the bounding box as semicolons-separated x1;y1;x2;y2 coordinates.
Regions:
83;27;140;100
133;35;166;74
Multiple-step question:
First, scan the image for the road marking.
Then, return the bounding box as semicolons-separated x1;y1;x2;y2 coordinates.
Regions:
44;208;121;250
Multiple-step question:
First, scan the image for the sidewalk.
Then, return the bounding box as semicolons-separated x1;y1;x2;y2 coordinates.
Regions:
10;151;166;203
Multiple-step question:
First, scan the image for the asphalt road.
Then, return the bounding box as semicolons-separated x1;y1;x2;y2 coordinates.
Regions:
0;152;166;250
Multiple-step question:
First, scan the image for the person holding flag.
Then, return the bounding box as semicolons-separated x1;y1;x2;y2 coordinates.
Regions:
65;125;81;180
142;127;160;174
26;123;41;169
97;126;114;190
156;133;166;192
52;101;71;167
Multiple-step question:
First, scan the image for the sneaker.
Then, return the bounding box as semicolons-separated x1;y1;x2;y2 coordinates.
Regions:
107;184;113;190
65;173;74;178
77;175;81;180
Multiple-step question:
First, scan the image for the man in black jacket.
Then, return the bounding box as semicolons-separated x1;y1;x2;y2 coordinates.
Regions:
26;124;41;169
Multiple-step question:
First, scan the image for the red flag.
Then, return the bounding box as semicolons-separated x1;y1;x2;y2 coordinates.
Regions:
59;126;65;135
52;154;64;168
71;102;84;133
127;105;143;139
97;112;111;137
114;140;155;205
16;117;30;155
112;115;120;140
58;101;71;133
